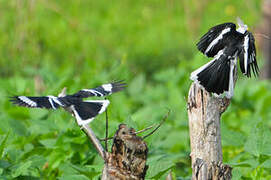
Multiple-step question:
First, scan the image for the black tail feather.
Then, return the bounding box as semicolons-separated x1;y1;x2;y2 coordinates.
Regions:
111;80;127;93
71;100;110;126
73;101;103;120
196;56;231;95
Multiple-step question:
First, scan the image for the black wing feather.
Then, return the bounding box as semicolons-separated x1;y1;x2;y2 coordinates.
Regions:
238;31;259;77
197;23;236;57
10;96;61;109
72;80;126;98
247;32;259;77
197;54;230;95
72;101;104;120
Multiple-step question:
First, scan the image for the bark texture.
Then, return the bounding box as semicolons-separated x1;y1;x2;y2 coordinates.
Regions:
187;83;232;180
102;124;148;180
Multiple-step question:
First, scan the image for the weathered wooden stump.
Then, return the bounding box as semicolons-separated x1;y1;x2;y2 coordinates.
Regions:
187;83;232;180
102;124;148;180
82;123;148;180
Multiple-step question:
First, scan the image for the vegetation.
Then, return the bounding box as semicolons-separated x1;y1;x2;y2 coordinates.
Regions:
0;0;269;179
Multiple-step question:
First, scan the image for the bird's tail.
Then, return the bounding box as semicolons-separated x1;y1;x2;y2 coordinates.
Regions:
190;52;236;98
71;100;110;126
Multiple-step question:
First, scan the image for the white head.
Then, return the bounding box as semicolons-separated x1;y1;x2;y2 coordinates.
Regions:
236;17;248;34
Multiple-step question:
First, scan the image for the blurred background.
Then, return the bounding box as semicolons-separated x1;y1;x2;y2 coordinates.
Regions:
0;0;271;179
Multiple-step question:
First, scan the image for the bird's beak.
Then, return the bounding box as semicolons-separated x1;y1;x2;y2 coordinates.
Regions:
236;17;244;27
58;87;67;97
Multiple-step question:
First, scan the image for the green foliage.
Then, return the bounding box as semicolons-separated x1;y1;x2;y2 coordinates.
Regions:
0;0;268;179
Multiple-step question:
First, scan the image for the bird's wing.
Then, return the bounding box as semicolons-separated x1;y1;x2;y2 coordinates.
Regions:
10;96;64;109
238;31;259;77
197;23;236;57
72;80;126;98
71;100;110;126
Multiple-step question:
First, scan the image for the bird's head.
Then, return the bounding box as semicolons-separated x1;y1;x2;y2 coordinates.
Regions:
236;17;248;34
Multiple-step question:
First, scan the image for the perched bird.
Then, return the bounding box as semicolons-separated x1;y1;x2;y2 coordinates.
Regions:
190;18;259;98
10;81;126;126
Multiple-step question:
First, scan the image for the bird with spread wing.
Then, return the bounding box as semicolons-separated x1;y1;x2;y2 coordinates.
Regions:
10;80;126;126
190;18;259;98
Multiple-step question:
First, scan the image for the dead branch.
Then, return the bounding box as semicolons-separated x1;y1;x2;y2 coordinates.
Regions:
133;124;155;135
81;124;107;161
143;110;170;139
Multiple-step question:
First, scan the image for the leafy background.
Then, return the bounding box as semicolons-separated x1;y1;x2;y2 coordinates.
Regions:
0;0;270;179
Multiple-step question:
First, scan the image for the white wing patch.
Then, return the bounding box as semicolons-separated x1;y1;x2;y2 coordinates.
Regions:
18;96;37;107
81;89;104;96
99;100;110;114
204;27;231;55
70;105;95;126
84;100;110;114
225;57;237;99
47;96;56;109
243;35;249;74
190;50;224;81
102;83;113;92
47;96;64;109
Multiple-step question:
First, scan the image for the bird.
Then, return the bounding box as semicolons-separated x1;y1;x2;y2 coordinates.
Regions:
190;18;259;98
10;80;126;126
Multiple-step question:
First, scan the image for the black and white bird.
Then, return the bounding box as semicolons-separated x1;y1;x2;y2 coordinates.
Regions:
10;81;126;126
190;18;259;98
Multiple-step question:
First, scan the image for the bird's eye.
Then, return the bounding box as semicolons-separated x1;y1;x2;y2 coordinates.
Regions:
122;131;126;135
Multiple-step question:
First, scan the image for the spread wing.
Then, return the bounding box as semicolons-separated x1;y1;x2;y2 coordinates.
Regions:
71;100;110;126
238;31;259;77
72;80;126;98
10;96;64;109
197;23;236;57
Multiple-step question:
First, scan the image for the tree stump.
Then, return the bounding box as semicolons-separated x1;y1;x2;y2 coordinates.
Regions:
102;124;148;180
187;83;232;180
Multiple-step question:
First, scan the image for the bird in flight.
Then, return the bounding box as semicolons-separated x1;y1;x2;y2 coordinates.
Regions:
190;18;259;98
10;80;126;126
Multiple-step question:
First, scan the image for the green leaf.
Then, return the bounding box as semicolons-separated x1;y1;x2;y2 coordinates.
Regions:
0;160;10;169
69;163;102;178
146;155;174;179
11;161;32;178
7;149;23;163
222;124;245;147
0;132;9;158
232;167;242;180
8;119;28;136
230;158;259;169
27;155;46;167
244;121;271;157
58;174;89;180
39;139;57;149
261;159;271;169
